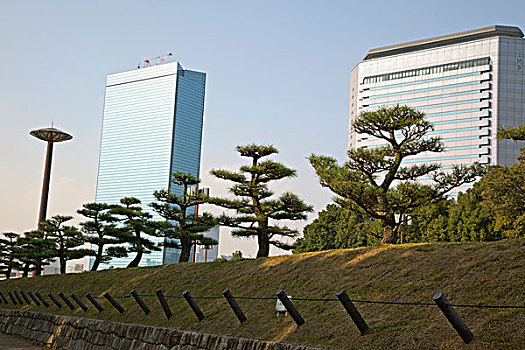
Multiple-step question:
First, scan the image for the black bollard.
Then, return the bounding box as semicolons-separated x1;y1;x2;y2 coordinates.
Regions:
183;290;204;322
131;290;150;315
48;293;62;308
223;289;247;323
70;293;88;312
336;290;369;335
58;292;76;310
20;290;32;305
155;289;172;319
14;291;23;305
103;293;125;314
35;293;50;308
0;292;8;304
8;292;17;305
433;292;474;344
276;290;304;326
86;294;104;313
28;292;41;307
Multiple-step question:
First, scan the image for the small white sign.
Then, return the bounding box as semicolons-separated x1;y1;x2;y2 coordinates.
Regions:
276;296;292;312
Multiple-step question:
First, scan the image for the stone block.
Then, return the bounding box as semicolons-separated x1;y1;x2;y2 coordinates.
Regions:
118;337;133;350
167;330;182;346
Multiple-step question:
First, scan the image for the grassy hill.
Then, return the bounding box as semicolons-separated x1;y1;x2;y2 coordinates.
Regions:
1;240;524;349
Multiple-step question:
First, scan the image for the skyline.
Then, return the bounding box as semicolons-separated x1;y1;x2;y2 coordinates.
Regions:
1;1;525;258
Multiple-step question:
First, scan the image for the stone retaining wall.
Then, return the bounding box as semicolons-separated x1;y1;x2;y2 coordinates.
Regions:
0;309;322;350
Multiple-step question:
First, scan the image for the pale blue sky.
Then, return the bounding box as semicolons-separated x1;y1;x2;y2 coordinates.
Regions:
1;1;524;256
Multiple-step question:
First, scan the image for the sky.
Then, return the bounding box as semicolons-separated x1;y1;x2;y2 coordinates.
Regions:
1;0;524;258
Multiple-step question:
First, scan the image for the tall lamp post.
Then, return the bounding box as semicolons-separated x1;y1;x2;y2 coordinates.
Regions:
30;127;73;228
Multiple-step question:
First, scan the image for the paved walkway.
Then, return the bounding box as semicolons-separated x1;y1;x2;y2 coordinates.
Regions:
0;333;43;349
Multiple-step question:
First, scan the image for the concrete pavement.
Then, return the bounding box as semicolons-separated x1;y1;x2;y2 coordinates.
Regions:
0;333;43;349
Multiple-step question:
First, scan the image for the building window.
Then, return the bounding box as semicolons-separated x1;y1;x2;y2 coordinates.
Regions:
363;57;491;84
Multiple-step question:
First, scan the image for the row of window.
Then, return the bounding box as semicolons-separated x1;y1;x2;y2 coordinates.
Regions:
365;90;485;108
367;72;483;91
363;125;489;142
363;98;485;111
365;81;483;99
363;57;491;84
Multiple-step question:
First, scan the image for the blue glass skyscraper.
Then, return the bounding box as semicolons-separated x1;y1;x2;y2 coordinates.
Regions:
95;61;206;268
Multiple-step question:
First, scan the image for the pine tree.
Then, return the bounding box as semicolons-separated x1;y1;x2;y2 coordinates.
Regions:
151;172;217;263
498;124;525;141
110;197;161;268
41;215;92;274
309;105;482;244
78;202;129;271
0;232;23;279
210;144;313;257
16;230;55;276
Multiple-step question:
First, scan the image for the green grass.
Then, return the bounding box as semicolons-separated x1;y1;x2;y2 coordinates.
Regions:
1;240;524;349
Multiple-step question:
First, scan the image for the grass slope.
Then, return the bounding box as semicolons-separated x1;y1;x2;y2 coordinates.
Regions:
1;240;524;349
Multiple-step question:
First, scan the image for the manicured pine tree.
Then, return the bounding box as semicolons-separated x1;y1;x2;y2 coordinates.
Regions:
16;230;55;276
78;202;129;271
41;215;93;274
151;172;217;263
498;124;525;141
0;232;23;279
210;144;313;258
309;105;482;244
109;197;161;268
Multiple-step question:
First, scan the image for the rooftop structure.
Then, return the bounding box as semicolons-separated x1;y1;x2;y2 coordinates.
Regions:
364;25;524;60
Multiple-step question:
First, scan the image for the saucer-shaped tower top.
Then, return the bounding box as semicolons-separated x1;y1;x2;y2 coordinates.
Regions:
30;127;73;142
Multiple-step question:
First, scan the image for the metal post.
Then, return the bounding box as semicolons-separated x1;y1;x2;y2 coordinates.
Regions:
35;293;49;308
38;142;54;228
183;290;204;322
433;292;474;344
20;290;32;305
276;290;304;326
14;291;23;304
155;289;172;319
86;294;104;312
223;289;247;323
336;290;369;335
8;292;17;305
103;292;125;314
28;292;41;307
48;293;62;308
58;292;76;310
131;290;150;315
0;292;8;304
70;293;88;312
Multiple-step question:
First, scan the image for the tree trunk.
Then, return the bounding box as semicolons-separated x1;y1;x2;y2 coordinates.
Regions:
22;263;30;277
6;265;12;279
91;245;104;271
257;231;270;258
127;251;142;268
35;260;42;276
179;238;192;263
60;257;66;274
381;225;399;244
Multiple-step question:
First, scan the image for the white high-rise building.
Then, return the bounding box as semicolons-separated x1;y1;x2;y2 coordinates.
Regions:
349;25;525;192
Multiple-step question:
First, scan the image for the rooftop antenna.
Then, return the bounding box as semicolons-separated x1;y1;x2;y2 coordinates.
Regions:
154;52;173;66
137;52;174;69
